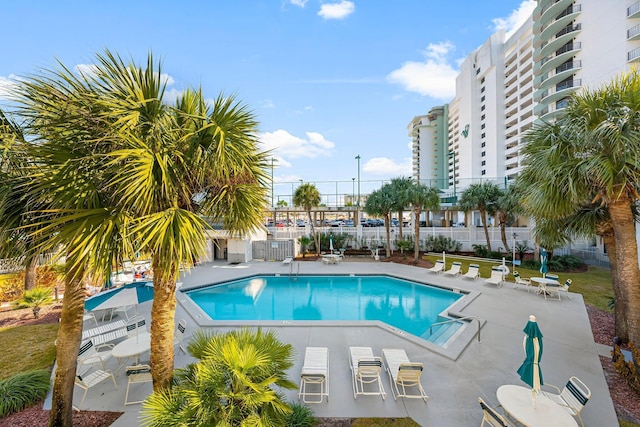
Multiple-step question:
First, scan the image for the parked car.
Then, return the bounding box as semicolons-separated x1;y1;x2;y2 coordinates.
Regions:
331;220;345;227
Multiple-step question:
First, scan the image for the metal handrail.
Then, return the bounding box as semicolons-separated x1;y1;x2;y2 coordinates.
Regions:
429;316;481;343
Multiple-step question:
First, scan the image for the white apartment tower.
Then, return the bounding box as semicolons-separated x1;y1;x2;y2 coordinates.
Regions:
408;105;449;189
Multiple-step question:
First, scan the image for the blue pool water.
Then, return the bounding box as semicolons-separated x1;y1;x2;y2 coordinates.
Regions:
186;275;462;338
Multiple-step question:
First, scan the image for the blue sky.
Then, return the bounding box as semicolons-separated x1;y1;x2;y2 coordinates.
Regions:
0;0;535;201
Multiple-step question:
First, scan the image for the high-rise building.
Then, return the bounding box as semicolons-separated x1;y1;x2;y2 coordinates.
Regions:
408;105;449;189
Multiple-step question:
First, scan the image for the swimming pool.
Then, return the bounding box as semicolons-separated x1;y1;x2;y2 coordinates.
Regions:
185;275;463;339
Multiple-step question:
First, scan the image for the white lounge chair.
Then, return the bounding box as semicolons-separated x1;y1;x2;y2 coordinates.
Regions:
462;264;480;280
349;346;386;400
282;256;293;265
512;271;535;292
124;364;153;405
426;260;445;274
442;261;462;276
298;347;329;403
382;348;428;402
478;397;514;427
82;319;127;341
484;266;505;288
74;369;117;410
540;376;591;427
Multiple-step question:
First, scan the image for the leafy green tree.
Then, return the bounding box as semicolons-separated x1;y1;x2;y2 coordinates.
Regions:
365;185;395;258
140;328;296;427
520;69;640;344
13;50;268;425
294;183;321;254
298;235;311;258
496;184;520;253
405;183;440;262
389;177;412;240
458;182;501;252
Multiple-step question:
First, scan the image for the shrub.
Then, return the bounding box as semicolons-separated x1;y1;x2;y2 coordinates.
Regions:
0;369;50;418
472;244;489;258
612;343;640;396
425;235;461;253
284;402;319;427
14;287;54;318
520;259;540;270
549;255;585;271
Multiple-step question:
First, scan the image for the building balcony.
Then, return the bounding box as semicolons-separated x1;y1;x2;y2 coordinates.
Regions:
538;5;581;40
540;79;581;105
535;25;582;59
536;0;574;27
629;1;640;18
629;24;640;40
536;42;581;73
629;47;640;62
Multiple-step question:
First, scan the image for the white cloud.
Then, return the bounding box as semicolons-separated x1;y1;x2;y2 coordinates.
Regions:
0;75;19;100
363;157;412;176
290;0;308;7
387;41;458;99
74;63;99;77
493;0;536;39
260;99;276;109
259;129;335;159
318;1;355;20
276;173;301;183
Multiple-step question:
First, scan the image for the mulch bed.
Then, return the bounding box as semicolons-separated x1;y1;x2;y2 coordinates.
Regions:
1;276;639;425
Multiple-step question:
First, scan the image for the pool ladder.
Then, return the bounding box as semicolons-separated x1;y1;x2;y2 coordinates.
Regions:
289;261;299;280
428;316;481;343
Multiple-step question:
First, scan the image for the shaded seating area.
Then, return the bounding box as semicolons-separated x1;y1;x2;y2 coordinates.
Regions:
426;260;444;274
442;261;462;276
349;346;386;400
462;263;480;280
382;348;428;402
298;347;329;403
540;376;591;427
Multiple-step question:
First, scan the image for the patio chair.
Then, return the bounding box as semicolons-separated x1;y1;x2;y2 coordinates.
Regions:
112;304;136;322
298;347;329;403
82;319;127;341
484;266;505;288
74;369;117;410
349;346;386;400
426;260;444;274
512;271;535;292
83;311;98;327
124;364;153;405
558;279;572;300
282;256;293;265
442;261;462;277
126;317;147;338
540;376;591;427
478;397;513;427
92;326;128;351
381;348;428;402
175;319;187;353
462;264;480;280
77;339;114;375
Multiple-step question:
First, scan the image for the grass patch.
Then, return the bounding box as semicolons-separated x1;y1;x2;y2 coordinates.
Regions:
352;419;420;427
620;420;640;427
423;255;614;312
0;323;58;380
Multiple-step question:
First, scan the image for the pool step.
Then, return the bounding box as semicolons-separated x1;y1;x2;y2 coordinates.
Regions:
422;321;464;346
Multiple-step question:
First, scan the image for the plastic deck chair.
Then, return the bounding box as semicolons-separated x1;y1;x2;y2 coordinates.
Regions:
298;347;329;403
349;346;386;400
74;369;117;410
382;348;428;402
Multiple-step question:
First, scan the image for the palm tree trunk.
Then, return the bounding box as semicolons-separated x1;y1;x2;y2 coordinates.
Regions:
49;263;85;427
608;197;640;344
601;231;628;341
308;210;319;255
149;260;178;390
397;210;403;239
480;209;492;252
499;212;510;253
24;255;38;291
413;208;421;262
384;213;391;258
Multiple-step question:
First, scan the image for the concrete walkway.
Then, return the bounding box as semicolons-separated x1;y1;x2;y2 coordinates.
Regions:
69;259;617;426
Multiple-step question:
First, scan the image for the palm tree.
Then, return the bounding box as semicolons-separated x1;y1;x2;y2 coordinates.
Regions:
140;328;296;427
521;69;640;344
405;183;440;262
294;183;321;254
389;177;412;239
13;50;269;425
495;184;519;253
365;185;395;258
458;182;501;252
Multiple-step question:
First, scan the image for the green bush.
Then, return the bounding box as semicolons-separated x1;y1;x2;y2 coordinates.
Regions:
0;369;50;417
425;235;461;253
549;255;585;271
284;402;319;427
472;244;489;258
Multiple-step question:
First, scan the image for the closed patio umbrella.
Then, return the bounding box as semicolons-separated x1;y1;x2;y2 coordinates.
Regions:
329;235;334;254
516;315;544;408
539;248;548;278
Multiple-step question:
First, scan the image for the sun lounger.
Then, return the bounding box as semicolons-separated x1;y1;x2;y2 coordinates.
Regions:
484;266;505;288
426;260;445;274
82;319;127;341
462;264;480;280
282;256;293;265
349;346;386;400
442;261;462;276
298;347;329;403
382;348;428;402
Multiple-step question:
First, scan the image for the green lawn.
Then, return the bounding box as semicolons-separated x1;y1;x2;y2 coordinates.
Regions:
0;323;58;380
422;254;614;312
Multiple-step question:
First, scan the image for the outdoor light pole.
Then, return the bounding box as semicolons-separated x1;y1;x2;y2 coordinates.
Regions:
355;155;361;207
512;232;518;265
448;151;457;201
270;158;274;207
352;178;355;204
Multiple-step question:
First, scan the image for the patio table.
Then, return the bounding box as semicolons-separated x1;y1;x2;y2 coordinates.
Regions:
497;384;578;427
111;332;151;365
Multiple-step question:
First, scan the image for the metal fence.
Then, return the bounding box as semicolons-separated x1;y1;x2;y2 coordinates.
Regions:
554;247;610;268
252;239;295;262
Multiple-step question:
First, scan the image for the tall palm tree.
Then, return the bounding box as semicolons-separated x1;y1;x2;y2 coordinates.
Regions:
405;183;440;262
521;69;640;344
458;182;501;252
293;183;321;254
495;184;519;253
141;328;296;427
13;50;269;425
389;177;412;239
365;185;394;258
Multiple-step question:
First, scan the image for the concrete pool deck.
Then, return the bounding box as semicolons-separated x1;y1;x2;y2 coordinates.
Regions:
72;258;617;426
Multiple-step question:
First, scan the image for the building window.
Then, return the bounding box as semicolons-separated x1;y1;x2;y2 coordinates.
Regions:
481;86;486;93
481;170;486;175
481;105;485;111
481;123;485;129
481;160;486;166
481;96;485;102
481;151;486;157
481;77;485;84
481;141;486;147
481;114;485;120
